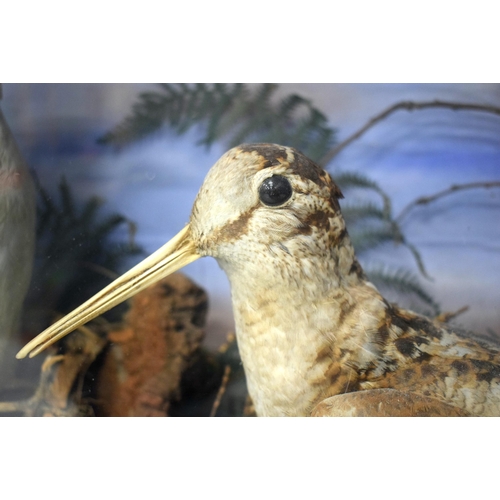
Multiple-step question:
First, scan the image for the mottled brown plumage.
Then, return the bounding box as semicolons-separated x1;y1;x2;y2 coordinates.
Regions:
17;144;500;416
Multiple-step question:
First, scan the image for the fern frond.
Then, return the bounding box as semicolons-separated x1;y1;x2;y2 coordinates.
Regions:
365;266;439;315
31;177;144;318
98;83;336;162
278;94;309;121
350;227;398;253
59;176;76;220
80;196;104;226
334;170;392;217
92;214;128;242
349;221;430;279
342;202;387;224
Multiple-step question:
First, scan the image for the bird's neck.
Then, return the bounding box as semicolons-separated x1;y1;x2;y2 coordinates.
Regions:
218;234;388;416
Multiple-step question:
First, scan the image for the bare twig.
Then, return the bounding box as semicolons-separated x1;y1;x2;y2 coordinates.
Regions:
435;305;469;324
396;181;500;224
319;100;500;167
210;365;231;417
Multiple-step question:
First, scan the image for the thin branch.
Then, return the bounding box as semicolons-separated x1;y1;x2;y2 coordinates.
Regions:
319;100;500;167
435;305;469;324
404;239;432;280
396;181;500;224
210;365;231;417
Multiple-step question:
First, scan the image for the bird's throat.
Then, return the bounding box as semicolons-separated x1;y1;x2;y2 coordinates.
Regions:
218;236;383;416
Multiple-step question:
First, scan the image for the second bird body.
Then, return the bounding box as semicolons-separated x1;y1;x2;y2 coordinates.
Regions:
18;143;500;416
0;95;36;377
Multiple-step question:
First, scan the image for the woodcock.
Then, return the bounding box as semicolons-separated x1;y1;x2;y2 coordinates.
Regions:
17;144;500;416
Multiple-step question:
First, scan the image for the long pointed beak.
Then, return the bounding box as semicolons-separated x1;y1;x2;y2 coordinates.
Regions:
16;224;200;359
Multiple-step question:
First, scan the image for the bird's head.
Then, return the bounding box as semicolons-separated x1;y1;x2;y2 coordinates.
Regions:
190;144;345;269
16;144;349;359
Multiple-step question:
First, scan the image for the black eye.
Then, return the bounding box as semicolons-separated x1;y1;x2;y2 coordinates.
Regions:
259;175;292;207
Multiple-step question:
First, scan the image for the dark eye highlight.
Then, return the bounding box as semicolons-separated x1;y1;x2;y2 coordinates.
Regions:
259;175;292;207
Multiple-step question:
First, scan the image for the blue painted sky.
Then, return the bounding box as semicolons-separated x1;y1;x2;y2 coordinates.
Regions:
3;83;500;346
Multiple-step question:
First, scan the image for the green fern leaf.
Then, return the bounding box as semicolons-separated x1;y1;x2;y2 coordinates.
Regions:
334;170;392;217
98;83;336;162
341;202;387;224
365;266;439;315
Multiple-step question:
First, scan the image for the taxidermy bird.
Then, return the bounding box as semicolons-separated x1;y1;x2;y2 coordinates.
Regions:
0;85;36;377
17;143;500;416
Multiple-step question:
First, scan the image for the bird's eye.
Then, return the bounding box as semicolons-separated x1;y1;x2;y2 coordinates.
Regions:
259;175;293;207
